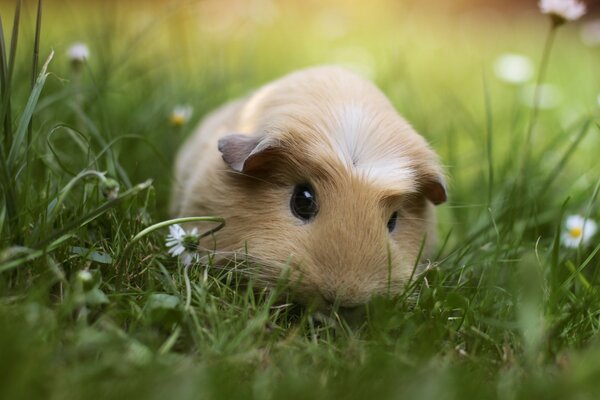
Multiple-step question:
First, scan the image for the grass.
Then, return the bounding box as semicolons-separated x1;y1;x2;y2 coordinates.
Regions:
1;0;600;399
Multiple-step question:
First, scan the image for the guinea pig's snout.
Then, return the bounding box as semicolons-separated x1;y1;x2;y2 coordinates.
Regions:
318;291;367;323
320;286;370;309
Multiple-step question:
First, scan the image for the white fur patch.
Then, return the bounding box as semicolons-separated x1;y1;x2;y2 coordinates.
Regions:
357;161;415;189
329;103;416;190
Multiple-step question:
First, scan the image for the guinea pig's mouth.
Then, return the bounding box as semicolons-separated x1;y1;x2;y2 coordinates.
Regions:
331;304;368;325
287;288;368;315
284;295;368;328
209;252;375;323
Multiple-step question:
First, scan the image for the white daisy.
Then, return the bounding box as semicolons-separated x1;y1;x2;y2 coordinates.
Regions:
561;214;597;248
67;42;90;63
494;53;534;84
539;0;586;23
169;105;193;127
165;224;200;265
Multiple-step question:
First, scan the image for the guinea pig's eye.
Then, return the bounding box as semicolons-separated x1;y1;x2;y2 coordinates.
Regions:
291;184;318;221
387;211;398;233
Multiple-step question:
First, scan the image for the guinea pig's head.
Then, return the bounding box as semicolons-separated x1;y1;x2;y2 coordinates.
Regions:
212;67;446;309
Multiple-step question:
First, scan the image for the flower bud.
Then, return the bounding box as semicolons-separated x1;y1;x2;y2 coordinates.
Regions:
101;178;120;200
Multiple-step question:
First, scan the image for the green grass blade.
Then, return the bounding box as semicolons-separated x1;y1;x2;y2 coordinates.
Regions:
6;50;53;167
0;15;18;242
21;0;45;241
561;242;600;292
482;69;494;206
2;0;21;152
0;233;72;273
0;17;6;88
35;178;153;249
541;119;592;190
45;169;108;225
0;16;11;151
0;145;17;239
7;0;20;83
30;0;43;90
27;0;43;144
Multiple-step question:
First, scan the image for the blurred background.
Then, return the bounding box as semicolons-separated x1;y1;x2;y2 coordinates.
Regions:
1;2;600;398
1;0;599;223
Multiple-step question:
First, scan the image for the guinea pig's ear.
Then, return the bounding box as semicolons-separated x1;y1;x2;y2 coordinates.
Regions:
217;134;279;173
423;176;447;205
416;151;447;205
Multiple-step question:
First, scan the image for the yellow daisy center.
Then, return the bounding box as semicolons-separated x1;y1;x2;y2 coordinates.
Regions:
170;114;186;126
569;227;582;238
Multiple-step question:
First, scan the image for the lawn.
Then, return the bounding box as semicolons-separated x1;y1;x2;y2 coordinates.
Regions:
1;0;600;399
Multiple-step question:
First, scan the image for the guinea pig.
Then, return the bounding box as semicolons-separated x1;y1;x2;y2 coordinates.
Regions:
171;66;446;308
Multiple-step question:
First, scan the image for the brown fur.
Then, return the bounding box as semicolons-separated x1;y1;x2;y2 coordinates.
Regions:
171;66;446;307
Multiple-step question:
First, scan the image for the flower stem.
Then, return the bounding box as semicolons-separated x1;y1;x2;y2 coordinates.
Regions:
184;263;192;310
521;22;558;172
130;216;225;244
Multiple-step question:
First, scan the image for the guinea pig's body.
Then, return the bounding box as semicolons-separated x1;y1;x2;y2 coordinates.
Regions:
171;66;446;308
